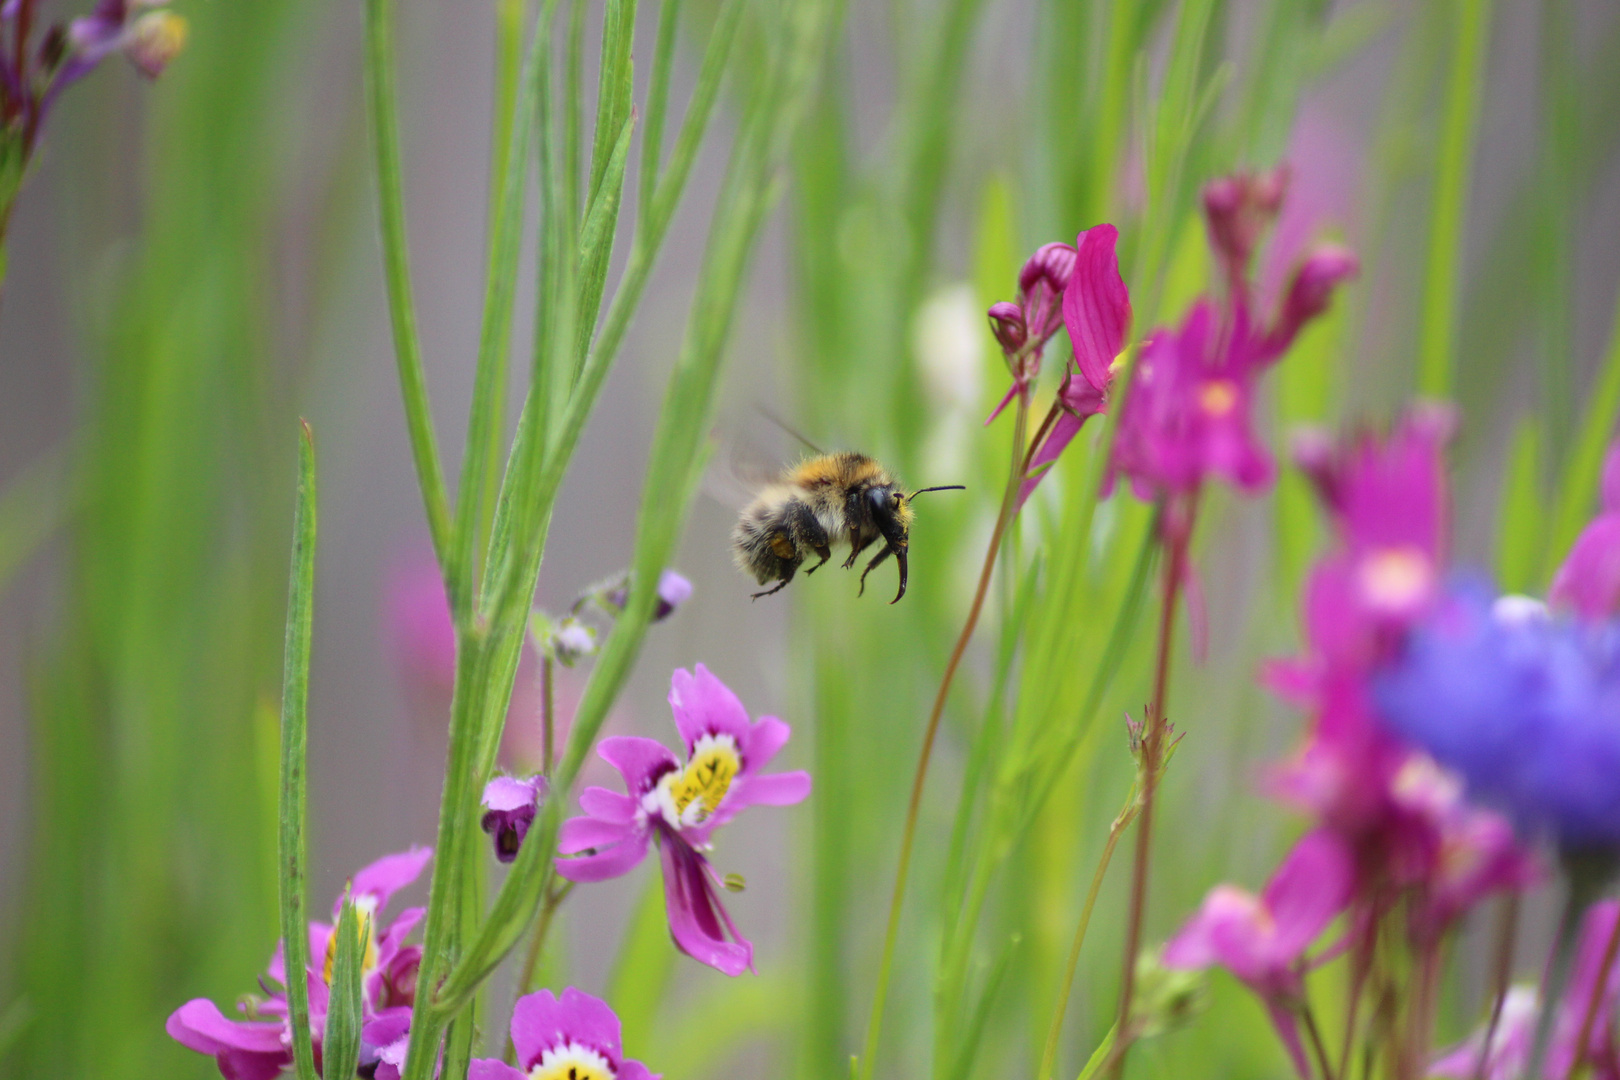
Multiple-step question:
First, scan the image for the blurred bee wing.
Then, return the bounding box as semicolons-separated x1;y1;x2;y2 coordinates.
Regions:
702;424;781;511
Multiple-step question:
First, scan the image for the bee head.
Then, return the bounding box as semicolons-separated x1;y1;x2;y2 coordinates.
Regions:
866;483;964;604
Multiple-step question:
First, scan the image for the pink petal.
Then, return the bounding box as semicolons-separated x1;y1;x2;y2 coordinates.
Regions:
1261;829;1355;960
346;847;433;917
659;837;752;976
578;785;636;824
597;737;679;794
733;770;812;808
558;815;641;856
741;716;792;773
554;825;649;883
669;664;752;751
166;999;288;1056
1551;516;1620;620
1062;223;1130;392
468;1061;528;1080
510;987;623;1070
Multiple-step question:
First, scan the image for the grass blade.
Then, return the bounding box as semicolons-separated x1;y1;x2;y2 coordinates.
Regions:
364;0;452;565
278;422;319;1080
639;0;683;231
1546;281;1620;577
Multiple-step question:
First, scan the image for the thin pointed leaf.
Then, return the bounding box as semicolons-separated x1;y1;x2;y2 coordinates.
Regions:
574;112;636;381
323;896;364;1080
639;0;683;232
278;423;319;1080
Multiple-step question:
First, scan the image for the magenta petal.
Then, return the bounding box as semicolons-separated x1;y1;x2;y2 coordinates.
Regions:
1261;829;1354;958
578;785;637;824
733;770;812;808
376;906;424;958
468;1060;528;1080
482;775;544;813
558;815;639;855
166;999;288;1056
346;847;433;917
510;987;624;1070
598;736;679;794
555;823;650;882
1063;223;1130;392
741;716;792;772
218;1049;294;1080
984;380;1021;426
1551;516;1620;621
618;1061;662;1080
659;837;752;976
669;663;753;751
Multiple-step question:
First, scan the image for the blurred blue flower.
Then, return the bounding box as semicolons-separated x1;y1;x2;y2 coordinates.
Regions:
1375;581;1620;852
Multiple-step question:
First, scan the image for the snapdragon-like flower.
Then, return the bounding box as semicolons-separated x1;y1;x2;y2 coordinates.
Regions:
1376;583;1620;853
1164;829;1355;1076
469;987;657;1080
555;664;810;976
1552;440;1620;621
1432;902;1620;1080
1016;224;1132;503
166;848;431;1079
482;774;547;863
1110;167;1357;503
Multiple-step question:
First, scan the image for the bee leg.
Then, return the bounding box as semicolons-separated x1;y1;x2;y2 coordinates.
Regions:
842;531;874;570
804;544;833;575
751;570;796;600
857;545;892;597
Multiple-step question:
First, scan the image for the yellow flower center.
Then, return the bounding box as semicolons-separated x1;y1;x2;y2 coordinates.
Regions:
530;1044;614;1080
1198;379;1239;417
665;734;741;826
321;896;379;985
1358;546;1432;612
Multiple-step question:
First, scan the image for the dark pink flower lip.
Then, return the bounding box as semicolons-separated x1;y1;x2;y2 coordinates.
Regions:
469;987;660;1080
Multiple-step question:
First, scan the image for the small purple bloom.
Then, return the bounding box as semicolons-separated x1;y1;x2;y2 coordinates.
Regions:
1552;440;1620;621
653;569;693;621
1202;166;1289;302
468;987;658;1080
1164;829;1355;1077
481;774;547;863
1376;582;1620;852
166;848;431;1079
555;664;811;976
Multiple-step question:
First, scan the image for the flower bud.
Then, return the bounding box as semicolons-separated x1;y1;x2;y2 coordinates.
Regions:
1271;244;1358;349
550;617;597;666
124;9;186;78
1017;241;1078;299
1202;166;1289;290
653;570;693;621
481;774;548;863
986;300;1026;354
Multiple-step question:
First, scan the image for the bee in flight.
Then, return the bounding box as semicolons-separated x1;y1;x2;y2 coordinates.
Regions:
731;451;963;604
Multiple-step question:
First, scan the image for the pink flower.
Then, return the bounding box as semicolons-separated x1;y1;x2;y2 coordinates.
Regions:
469;987;658;1080
1551;440;1620;620
1164;830;1355;1076
481;774;548;863
555;665;811;976
1018;224;1132;504
166;848;431;1079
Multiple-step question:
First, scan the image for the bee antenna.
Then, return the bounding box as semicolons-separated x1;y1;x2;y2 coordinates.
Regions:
908;485;966;499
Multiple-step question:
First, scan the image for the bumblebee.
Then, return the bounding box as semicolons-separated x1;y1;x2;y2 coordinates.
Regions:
731;451;963;604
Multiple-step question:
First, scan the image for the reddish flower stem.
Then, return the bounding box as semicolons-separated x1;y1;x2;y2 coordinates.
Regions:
1568;901;1620;1080
1109;500;1191;1076
857;387;1030;1080
1472;894;1519;1080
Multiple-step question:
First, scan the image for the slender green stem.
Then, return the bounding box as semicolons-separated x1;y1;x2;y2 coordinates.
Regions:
1110;502;1192;1076
363;0;452;565
277;424;319;1080
1302;999;1336;1080
540;654;555;775
858;388;1030;1080
640;0;682;231
1038;793;1138;1080
1416;0;1493;397
505;882;575;1063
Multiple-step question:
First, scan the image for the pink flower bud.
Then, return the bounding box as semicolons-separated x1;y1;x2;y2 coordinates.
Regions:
1270;244;1358;350
124;9;186;79
1203;166;1290;293
986;301;1026;354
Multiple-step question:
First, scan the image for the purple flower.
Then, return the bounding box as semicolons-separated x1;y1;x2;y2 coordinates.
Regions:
1018;224;1132;504
555;664;811;975
468;987;657;1080
1110;168;1356;504
481;774;548;863
1164;829;1355;1077
1375;582;1620;853
166;848;431;1079
1552;441;1620;621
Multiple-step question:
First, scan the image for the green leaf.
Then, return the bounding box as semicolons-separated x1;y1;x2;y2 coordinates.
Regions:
574;112;637;382
1497;416;1545;593
1075;1024;1119;1080
363;0;452;565
639;0;684;232
278;423;319;1080
322;895;365;1080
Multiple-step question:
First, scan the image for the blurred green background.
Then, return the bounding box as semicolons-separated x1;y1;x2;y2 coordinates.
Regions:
3;0;1620;1077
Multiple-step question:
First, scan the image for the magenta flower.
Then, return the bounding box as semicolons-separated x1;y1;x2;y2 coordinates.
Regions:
469;987;657;1080
1552;441;1620;621
555;664;811;975
1018;224;1133;504
166;847;431;1079
1110;167;1356;503
1164;829;1355;1076
482;774;548;863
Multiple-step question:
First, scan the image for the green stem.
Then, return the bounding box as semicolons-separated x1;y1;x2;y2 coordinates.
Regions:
1471;895;1518;1080
1416;0;1493;397
1037;792;1139;1080
858;388;1030;1080
363;0;452;566
540;654;555;775
505;882;575;1063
